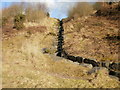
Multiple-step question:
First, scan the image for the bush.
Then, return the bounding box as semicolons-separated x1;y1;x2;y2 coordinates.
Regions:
93;2;103;10
74;22;84;32
95;2;120;17
0;17;8;27
2;3;24;18
25;3;48;22
26;9;46;22
14;14;25;30
42;48;56;54
68;2;93;18
2;2;48;26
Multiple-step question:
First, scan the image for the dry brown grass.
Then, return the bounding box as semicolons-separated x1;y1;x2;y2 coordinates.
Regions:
2;17;120;88
63;16;119;62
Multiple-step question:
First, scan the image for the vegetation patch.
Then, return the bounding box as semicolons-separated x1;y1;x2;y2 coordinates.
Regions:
47;32;57;36
14;14;25;30
1;17;8;27
74;22;84;32
42;48;56;54
68;2;93;18
92;22;103;26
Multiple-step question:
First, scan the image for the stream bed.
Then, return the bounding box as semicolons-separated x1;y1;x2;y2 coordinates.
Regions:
56;20;120;80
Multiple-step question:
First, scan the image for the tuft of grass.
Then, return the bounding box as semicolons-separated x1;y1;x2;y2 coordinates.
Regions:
47;32;56;36
42;48;56;54
74;22;84;32
92;22;103;26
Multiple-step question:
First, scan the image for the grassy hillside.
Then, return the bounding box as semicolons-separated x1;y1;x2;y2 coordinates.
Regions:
63;16;119;62
62;2;120;63
2;17;120;88
2;2;120;88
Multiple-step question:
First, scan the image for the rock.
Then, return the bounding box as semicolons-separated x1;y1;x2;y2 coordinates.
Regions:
73;62;79;65
83;58;99;67
87;67;101;75
80;63;93;69
109;62;120;71
41;48;48;54
76;56;83;63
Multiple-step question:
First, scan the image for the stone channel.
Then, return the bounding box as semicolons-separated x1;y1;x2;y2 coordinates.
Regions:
56;20;120;80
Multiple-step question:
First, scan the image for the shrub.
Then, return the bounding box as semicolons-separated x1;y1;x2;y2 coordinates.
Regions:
95;2;120;17
42;48;56;54
1;17;8;27
46;12;50;17
93;2;103;10
2;3;24;18
26;10;46;22
2;2;48;26
74;22;84;32
25;3;48;22
14;14;25;30
68;2;93;18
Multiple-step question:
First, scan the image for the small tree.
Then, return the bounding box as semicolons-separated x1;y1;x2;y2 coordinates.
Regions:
93;2;103;10
2;3;24;18
25;2;48;22
68;2;93;18
1;17;8;27
14;14;25;30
